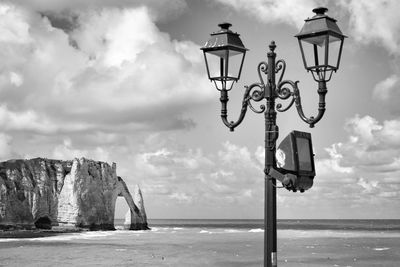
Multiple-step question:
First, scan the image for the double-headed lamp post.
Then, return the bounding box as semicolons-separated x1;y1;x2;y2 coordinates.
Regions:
201;7;346;267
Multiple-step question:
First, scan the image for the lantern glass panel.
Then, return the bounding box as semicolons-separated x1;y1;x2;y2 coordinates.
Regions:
204;52;225;80
213;78;235;91
227;49;245;80
300;36;326;69
300;38;316;70
300;34;342;69
204;49;244;90
326;35;342;69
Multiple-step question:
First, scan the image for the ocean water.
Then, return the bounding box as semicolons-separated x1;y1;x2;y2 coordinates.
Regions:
1;219;400;267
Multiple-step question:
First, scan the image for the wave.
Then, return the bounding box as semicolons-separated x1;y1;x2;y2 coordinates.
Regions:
145;219;400;231
138;227;400;237
0;231;116;242
373;247;390;251
223;229;244;233
249;228;263;233
278;229;400;239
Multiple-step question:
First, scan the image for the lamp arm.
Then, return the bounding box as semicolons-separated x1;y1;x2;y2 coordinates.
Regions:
220;85;252;131
274;58;328;128
293;80;327;128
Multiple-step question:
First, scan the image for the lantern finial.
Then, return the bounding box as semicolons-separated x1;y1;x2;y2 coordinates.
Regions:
312;7;328;16
218;22;232;31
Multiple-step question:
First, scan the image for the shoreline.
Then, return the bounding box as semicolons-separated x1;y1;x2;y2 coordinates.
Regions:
0;227;87;239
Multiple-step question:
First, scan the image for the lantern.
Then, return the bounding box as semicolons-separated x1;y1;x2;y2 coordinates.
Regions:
201;23;248;90
296;7;347;82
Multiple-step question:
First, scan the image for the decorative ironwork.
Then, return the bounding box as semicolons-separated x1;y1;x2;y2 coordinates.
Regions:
219;42;328;132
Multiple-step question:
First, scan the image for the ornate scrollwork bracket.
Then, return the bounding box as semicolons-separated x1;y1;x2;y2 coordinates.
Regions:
220;56;328;131
220;61;269;131
275;59;327;128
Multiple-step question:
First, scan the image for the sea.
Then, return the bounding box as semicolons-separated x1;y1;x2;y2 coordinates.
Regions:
1;219;400;266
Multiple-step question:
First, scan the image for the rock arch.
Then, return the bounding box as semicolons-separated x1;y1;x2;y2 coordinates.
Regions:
114;177;148;230
0;158;148;230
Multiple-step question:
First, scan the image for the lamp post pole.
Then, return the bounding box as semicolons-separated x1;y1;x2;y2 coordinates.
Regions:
264;41;278;267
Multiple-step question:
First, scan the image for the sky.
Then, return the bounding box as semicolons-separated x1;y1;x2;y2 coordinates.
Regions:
0;0;400;219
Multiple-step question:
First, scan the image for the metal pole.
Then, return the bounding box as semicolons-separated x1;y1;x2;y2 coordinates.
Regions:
264;41;278;267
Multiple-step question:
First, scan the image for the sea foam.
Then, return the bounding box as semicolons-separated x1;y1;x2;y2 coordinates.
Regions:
373;247;390;251
249;228;263;233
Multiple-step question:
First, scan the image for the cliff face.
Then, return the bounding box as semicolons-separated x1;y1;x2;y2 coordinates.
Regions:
0;158;148;230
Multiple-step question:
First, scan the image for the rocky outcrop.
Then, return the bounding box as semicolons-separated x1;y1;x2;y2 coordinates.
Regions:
124;184;148;230
0;158;148;230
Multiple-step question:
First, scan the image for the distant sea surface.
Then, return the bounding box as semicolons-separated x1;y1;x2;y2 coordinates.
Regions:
1;219;400;266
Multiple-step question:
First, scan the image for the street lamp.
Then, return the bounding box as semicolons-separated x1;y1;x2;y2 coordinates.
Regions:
201;7;346;267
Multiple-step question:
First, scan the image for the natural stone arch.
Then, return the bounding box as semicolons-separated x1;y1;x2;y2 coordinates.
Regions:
114;177;148;230
1;157;148;230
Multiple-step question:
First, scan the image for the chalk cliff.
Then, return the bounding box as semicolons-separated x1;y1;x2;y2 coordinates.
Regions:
0;158;148;230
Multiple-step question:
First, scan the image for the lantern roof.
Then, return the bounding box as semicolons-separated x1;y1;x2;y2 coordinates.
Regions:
201;23;248;53
295;7;347;40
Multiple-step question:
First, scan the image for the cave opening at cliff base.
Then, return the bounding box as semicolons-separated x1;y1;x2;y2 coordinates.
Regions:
35;216;52;229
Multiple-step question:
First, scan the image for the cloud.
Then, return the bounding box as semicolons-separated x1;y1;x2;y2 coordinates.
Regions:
133;112;398;218
52;138;110;162
212;0;319;28
247;114;397;218
130;118;400;218
215;0;400;56
0;105;94;134
316;144;354;176
169;192;193;203
133;136;264;214
0;133;13;160
344;115;400;152
0;3;212;138
7;0;187;22
373;75;400;101
372;74;400;114
357;177;379;194
312;114;400;210
341;0;400;55
338;1;400;119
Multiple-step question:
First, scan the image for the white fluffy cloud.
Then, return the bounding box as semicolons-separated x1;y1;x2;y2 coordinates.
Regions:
52;138;110;162
0;3;212;138
214;0;400;56
341;0;400;55
133;136;264;217
319;115;400;176
314;115;400;211
213;0;319;28
131;114;400;218
7;0;187;21
338;1;400;119
269;114;398;218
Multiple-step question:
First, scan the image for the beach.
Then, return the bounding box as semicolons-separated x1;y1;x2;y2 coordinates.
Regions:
1;220;399;266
